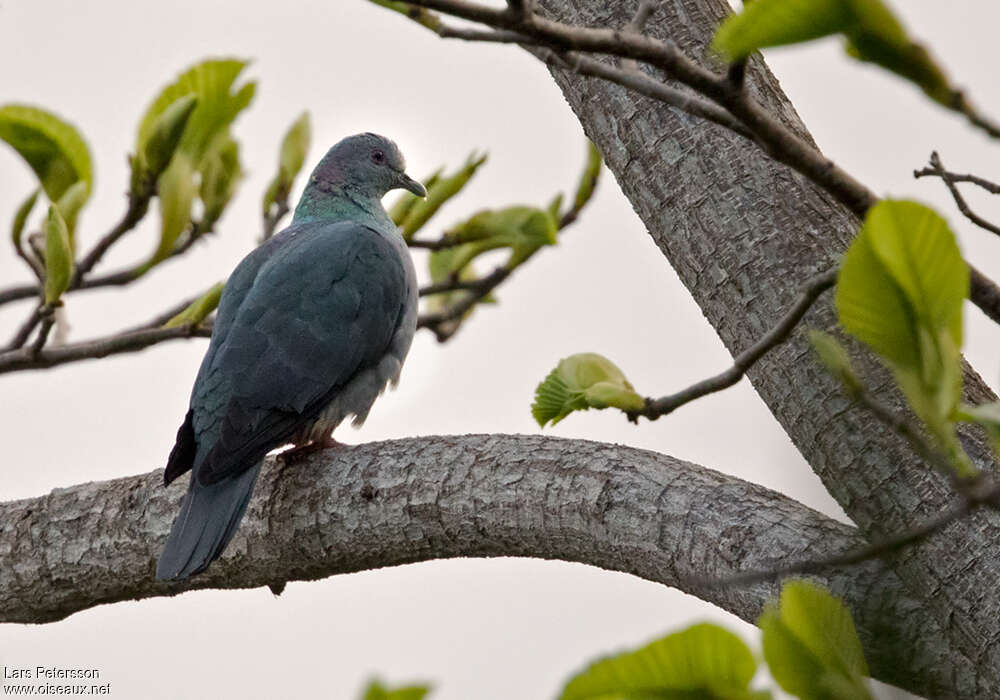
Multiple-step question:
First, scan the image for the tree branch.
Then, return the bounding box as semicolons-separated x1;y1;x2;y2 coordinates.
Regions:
0;434;972;697
635;267;836;420
0;322;210;375
915;151;1000;238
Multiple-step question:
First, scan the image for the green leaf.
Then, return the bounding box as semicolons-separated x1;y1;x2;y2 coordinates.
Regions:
835;200;967;454
262;111;311;215
864;200;967;346
713;0;852;60
141;93;199;179
807;330;860;394
443;206;558;272
835;214;919;370
571;141;602;214
0;104;93;202
558;622;758;700
200;135;243;225
163;282;224;328
368;0;442;32
546;192;564;223
136;58;255;166
55;180;89;245
360;679;431;700
779;581;868;679
760;581;871;700
713;0;955;109
11;189;39;252
43;205;74;305
399;152;487;239
533;353;644;427
150;154;196;266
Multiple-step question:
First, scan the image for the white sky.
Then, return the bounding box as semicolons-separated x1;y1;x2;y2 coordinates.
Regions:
1;1;999;698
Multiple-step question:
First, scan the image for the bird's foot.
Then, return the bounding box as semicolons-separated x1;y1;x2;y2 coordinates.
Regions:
278;436;346;465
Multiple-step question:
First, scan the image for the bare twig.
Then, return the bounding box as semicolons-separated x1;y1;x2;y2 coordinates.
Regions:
0;323;211;375
72;186;154;286
700;475;1000;587
29;309;56;356
634;268;837;420
407;236;463;251
417;266;510;341
915;161;1000;194
535;49;756;142
5;303;44;351
262;199;291;242
620;1;655;71
915;151;1000;238
388;0;1000;328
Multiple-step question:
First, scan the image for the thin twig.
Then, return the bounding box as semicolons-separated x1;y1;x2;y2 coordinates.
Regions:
407;236;463;251
915;162;1000;195
5;303;44;351
262;199;291;242
698;475;1000;588
0;323;211;375
29;310;56;357
634;268;837;421
620;1;655;72
417;266;510;341
535;49;757;142
390;0;1000;326
72;187;154;286
915;151;1000;238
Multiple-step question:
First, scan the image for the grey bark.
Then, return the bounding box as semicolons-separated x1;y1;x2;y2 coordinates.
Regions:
536;0;1000;695
0;434;969;696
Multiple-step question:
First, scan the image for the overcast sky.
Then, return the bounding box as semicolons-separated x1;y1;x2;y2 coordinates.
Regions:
2;1;999;698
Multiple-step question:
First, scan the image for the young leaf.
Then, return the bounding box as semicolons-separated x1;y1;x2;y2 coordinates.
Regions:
807;330;860;394
713;0;851;60
558;623;758;700
136;58;255;166
201;136;243;225
713;0;956;111
55;180;90;245
399;152;487;239
142;93;199;179
442;206;558;273
262;111;311;215
0;104;93;201
571;141;602;214
150;155;196;266
11;189;40;252
43;205;74;305
360;679;431;700
532;353;644;427
164;283;225;328
760;581;871;700
835;214;919;371
779;581;868;679
864;200;967;345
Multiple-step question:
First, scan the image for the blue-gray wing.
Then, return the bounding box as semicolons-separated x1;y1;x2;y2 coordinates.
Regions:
189;220;410;485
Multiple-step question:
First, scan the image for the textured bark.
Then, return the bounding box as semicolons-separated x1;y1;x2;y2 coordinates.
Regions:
0;434;969;696
537;0;1000;695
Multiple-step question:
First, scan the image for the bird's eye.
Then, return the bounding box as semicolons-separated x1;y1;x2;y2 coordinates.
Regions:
372;150;385;164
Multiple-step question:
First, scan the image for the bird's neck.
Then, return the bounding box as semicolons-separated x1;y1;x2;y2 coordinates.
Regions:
292;180;393;231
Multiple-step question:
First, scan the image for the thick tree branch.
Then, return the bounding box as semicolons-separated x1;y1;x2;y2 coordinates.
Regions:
0;434;971;697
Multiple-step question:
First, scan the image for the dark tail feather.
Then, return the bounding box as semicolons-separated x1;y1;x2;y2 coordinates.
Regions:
156;463;263;581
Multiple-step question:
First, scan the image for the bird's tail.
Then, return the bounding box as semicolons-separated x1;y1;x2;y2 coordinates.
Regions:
156;463;263;581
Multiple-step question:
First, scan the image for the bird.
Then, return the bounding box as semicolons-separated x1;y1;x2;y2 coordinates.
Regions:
156;132;426;581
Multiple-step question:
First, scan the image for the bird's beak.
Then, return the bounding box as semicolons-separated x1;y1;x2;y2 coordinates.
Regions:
397;172;427;198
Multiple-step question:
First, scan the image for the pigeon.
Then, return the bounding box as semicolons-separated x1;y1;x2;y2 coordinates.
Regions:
156;133;426;581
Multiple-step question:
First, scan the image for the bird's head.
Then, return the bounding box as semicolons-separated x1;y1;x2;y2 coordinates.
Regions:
312;132;426;200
